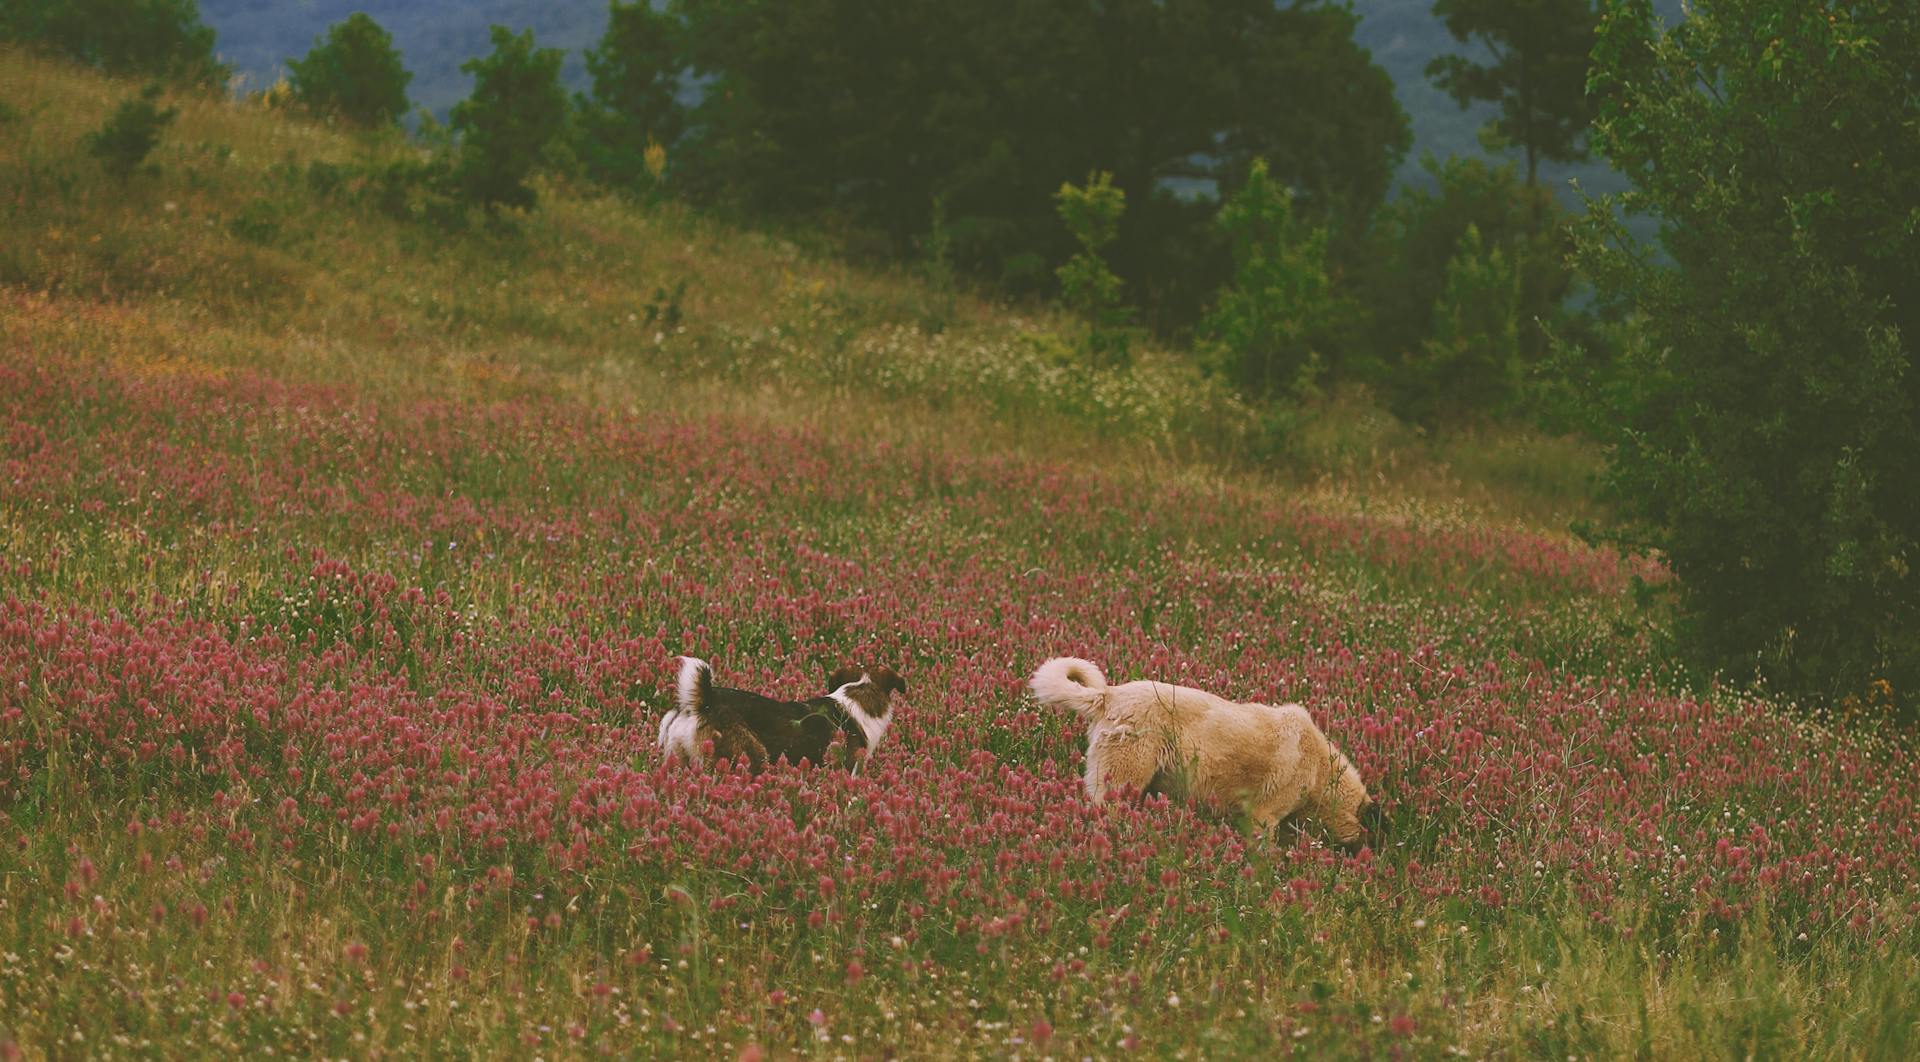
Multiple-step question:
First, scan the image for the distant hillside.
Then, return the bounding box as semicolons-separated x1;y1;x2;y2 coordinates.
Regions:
199;0;1673;205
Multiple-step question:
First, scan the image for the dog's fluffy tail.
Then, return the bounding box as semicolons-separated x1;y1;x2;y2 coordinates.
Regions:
676;656;713;719
1030;657;1108;719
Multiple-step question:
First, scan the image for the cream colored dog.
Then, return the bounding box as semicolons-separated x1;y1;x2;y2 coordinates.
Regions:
1030;656;1374;848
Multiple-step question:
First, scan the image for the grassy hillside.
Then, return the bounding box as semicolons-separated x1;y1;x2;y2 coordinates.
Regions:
2;50;1917;1059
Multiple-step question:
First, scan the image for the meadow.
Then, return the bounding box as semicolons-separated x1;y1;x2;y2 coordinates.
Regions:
2;50;1917;1059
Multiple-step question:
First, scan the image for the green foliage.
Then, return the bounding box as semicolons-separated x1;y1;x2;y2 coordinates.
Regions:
1;0;226;86
1575;0;1920;716
1053;171;1134;367
1198;159;1346;400
285;13;412;128
449;26;568;214
85;83;177;179
1401;224;1521;423
574;1;683;191
1353;154;1576;419
1425;0;1599;183
670;0;1407;325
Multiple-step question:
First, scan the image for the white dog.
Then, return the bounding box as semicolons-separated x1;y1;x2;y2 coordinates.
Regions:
1030;657;1374;848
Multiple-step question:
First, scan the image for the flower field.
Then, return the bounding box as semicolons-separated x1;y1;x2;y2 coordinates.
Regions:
2;51;1918;1060
2;292;1916;1059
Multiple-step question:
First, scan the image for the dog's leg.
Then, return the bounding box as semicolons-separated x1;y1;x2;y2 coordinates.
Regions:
1086;726;1158;804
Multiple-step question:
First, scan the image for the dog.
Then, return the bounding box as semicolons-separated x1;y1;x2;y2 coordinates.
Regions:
657;656;906;772
1030;656;1375;848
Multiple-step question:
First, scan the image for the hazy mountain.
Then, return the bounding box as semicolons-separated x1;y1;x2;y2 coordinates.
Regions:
199;0;1670;204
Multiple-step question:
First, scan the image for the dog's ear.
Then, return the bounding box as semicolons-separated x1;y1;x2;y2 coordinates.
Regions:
827;665;865;692
869;666;906;697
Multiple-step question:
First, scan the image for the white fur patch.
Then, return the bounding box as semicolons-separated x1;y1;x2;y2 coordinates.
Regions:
657;708;703;763
676;656;710;714
831;676;891;751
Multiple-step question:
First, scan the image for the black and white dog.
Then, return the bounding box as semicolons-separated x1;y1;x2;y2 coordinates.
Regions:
657;656;906;771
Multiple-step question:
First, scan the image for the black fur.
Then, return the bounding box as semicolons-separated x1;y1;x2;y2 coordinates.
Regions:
674;658;905;771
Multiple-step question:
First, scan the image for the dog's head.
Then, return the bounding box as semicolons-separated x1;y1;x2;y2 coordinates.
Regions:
1322;749;1375;853
828;664;907;712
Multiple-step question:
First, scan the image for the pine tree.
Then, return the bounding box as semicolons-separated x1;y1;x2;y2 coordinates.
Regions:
1425;0;1599;185
449;26;568;213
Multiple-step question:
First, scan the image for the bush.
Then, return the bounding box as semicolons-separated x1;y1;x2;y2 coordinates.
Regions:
1400;224;1521;424
450;26;568;213
286;13;412;128
2;0;226;87
1575;0;1920;717
1198;159;1347;400
574;0;683;191
1054;171;1135;367
86;83;176;179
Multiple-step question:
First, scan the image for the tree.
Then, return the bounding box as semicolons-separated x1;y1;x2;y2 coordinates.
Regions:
286;13;412;128
670;0;1406;324
1197;159;1346;399
2;0;226;87
1401;224;1520;423
86;83;177;178
1054;171;1135;367
1350;153;1575;406
449;26;568;213
575;1;684;190
1574;0;1920;717
1425;0;1599;185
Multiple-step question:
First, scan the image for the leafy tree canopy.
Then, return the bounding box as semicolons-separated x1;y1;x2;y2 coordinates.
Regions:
575;0;684;189
286;12;412;127
450;25;568;213
1575;0;1920;717
668;0;1408;321
1352;152;1574;401
2;0;227;86
1426;0;1599;184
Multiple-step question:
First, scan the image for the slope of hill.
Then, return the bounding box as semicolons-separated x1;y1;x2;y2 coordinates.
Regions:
2;48;1916;1059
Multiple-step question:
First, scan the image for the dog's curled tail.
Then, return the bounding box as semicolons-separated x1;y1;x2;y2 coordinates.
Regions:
1030;657;1108;718
676;655;713;718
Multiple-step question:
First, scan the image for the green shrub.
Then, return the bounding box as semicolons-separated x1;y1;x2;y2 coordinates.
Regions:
1198;158;1347;400
1574;0;1920;717
1400;224;1521;424
1053;171;1135;367
450;26;568;214
85;83;176;179
228;198;281;245
286;13;412;128
1351;153;1575;405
